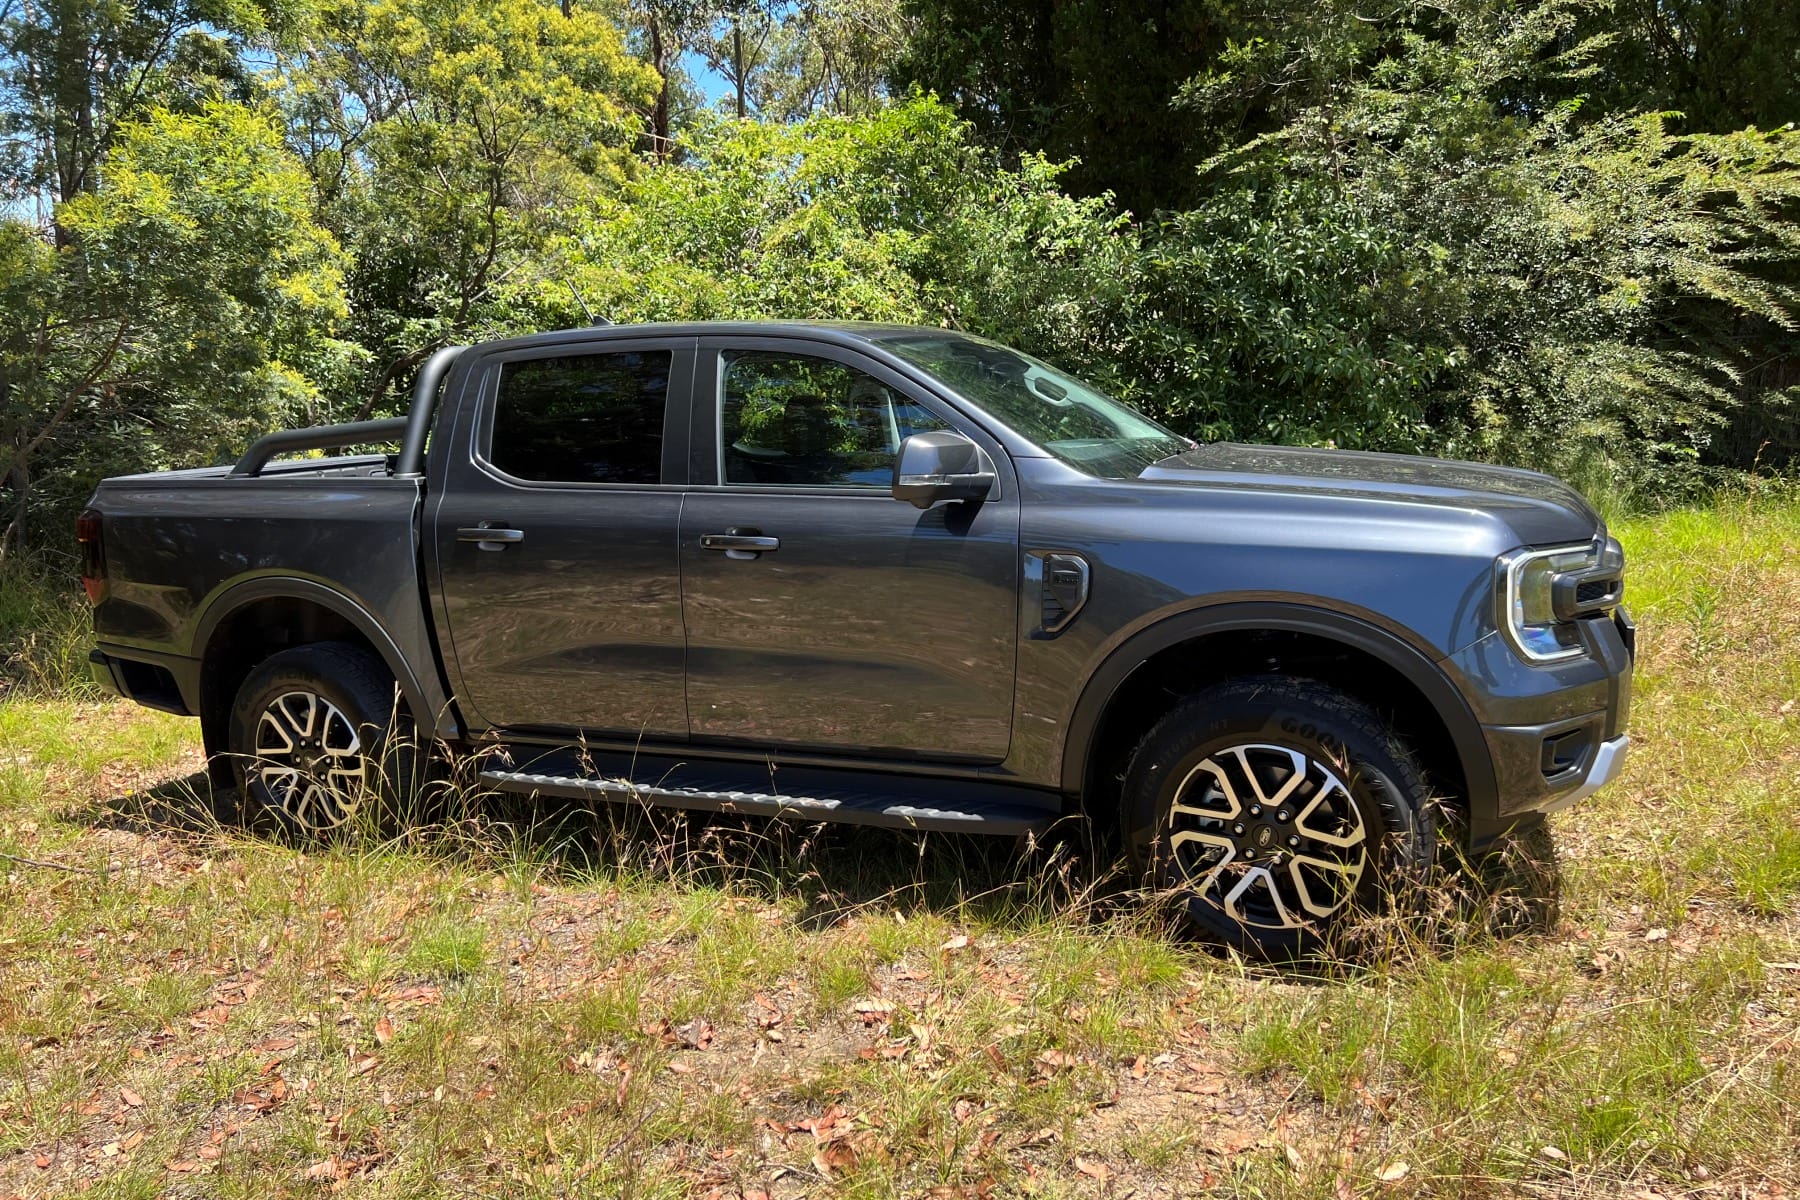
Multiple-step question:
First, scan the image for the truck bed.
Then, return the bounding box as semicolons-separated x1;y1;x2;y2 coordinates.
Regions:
87;460;448;736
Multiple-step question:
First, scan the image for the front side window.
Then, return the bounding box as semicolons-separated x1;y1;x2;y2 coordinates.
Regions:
878;333;1191;480
490;350;671;484
720;350;947;487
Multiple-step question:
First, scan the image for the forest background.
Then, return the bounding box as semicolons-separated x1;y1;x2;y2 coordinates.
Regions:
3;0;1798;570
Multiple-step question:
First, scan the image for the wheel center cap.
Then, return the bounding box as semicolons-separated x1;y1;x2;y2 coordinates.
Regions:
1254;825;1274;849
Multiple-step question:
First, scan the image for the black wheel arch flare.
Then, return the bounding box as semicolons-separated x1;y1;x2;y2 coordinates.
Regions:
191;576;447;750
1060;600;1499;835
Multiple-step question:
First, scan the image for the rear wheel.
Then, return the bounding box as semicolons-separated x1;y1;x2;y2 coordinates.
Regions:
1122;676;1433;955
226;642;416;837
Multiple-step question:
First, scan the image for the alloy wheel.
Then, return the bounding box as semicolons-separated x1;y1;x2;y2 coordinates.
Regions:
251;690;367;832
1164;742;1369;931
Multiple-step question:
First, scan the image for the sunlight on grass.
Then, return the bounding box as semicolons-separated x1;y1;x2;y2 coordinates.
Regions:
1;498;1798;1196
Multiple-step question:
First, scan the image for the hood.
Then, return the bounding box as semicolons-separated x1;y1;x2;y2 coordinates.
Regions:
1139;443;1601;547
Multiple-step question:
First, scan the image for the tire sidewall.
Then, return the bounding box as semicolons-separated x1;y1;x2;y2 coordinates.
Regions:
1123;681;1430;954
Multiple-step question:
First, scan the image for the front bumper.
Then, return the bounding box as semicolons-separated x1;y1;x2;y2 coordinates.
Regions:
1445;607;1635;844
1540;734;1629;813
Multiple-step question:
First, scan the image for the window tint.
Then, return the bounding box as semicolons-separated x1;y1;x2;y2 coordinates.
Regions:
490;351;671;484
720;351;947;487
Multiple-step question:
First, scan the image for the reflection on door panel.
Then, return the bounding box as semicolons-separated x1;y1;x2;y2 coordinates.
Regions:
682;347;1018;761
436;347;687;737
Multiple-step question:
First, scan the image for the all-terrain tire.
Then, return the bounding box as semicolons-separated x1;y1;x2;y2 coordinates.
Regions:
1121;675;1433;955
225;641;422;838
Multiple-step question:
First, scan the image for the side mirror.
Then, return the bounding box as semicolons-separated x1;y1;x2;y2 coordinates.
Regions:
892;431;996;510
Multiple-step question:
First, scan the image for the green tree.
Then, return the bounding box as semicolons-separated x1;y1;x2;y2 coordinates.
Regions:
0;102;351;557
502;98;1130;347
1139;0;1800;490
622;0;714;155
281;0;659;417
751;0;906;120
0;0;294;237
1575;0;1800;132
892;0;1255;214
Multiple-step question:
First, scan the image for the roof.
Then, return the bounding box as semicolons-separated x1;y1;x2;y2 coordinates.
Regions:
471;320;972;356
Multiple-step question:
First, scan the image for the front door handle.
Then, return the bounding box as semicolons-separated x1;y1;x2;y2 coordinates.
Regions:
458;526;525;551
701;531;779;560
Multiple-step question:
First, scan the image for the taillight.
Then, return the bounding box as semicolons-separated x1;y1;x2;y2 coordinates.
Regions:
76;508;106;604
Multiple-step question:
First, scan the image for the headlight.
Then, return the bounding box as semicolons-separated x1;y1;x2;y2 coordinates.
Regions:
1498;543;1603;663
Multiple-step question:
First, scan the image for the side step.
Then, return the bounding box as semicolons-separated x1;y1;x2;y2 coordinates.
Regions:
477;748;1059;837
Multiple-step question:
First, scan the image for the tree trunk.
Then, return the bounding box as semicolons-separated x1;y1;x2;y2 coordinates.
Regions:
354;345;435;423
49;0;98;245
0;450;30;566
733;19;746;118
650;15;671;157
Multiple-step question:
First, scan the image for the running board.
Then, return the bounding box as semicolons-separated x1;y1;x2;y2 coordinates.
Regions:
477;749;1058;837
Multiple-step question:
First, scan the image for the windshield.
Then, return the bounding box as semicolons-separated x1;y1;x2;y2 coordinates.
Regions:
879;334;1192;479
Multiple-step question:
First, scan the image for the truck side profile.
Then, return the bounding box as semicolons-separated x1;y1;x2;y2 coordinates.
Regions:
82;322;1634;952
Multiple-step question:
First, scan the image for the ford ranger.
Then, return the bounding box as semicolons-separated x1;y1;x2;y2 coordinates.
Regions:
81;322;1634;952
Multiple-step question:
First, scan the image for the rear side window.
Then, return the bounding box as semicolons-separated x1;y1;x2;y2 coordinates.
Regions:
490;351;671;484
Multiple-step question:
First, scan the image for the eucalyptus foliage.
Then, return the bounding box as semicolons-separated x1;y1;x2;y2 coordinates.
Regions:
0;103;349;558
2;0;1798;561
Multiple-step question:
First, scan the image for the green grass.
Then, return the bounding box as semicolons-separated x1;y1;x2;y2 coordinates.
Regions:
2;499;1799;1197
0;561;100;698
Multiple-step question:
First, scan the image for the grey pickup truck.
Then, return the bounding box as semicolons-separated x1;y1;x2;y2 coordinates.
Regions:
82;322;1634;952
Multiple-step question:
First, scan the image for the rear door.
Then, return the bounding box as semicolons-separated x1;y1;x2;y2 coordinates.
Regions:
430;335;694;738
678;337;1020;763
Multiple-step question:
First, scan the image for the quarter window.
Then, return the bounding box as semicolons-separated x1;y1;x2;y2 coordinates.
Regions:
490;351;671;485
720;351;947;487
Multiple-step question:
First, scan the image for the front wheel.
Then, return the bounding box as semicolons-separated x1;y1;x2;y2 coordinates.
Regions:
1122;676;1434;955
226;642;417;837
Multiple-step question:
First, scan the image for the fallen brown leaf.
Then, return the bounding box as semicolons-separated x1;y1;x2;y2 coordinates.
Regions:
1074;1156;1111;1182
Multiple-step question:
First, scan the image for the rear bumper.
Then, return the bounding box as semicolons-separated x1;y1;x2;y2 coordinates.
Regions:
89;646;197;716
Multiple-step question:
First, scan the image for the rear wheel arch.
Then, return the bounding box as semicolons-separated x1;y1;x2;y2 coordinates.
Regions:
1063;602;1496;842
194;579;434;781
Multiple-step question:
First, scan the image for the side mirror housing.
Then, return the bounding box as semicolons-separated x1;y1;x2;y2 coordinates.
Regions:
892;431;996;510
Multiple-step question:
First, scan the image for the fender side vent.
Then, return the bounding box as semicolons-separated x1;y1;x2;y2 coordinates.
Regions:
1034;552;1090;637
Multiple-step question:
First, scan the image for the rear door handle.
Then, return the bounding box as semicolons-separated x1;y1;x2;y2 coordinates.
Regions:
458;526;525;551
701;532;779;559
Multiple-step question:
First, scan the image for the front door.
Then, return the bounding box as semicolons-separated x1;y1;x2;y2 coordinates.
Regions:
431;336;694;738
678;339;1019;762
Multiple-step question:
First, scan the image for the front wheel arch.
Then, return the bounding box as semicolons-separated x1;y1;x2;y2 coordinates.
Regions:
1062;603;1496;841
